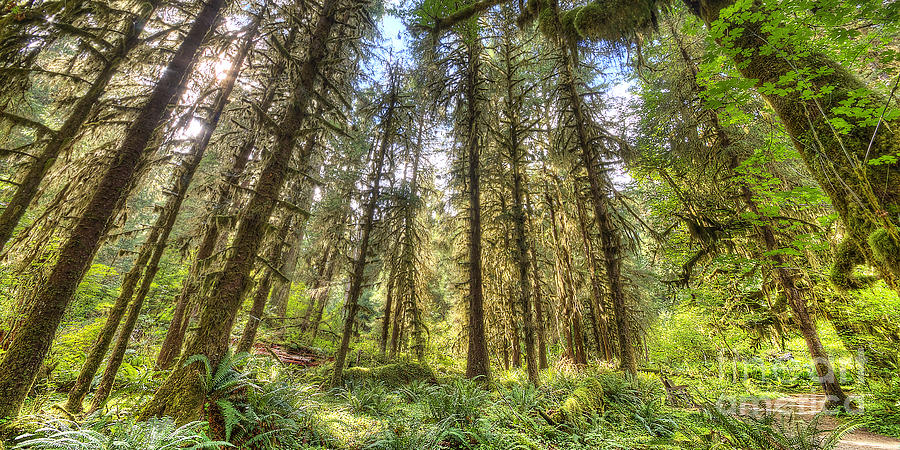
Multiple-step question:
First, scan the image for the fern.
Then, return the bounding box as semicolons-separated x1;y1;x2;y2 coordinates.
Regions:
13;416;227;449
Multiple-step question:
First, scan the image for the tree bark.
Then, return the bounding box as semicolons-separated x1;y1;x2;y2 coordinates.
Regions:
308;252;338;343
331;74;398;387
0;0;225;421
140;0;338;422
669;19;850;407
67;13;254;413
463;38;491;383
379;261;397;354
155;24;300;371
688;0;900;288
558;42;636;374
574;186;612;360
237;214;294;354
0;1;162;252
525;192;548;369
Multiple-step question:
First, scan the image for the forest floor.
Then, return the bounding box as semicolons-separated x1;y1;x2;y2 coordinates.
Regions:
739;394;900;449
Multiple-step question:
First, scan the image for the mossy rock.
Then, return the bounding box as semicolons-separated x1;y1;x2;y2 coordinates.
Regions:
343;362;437;388
549;378;604;424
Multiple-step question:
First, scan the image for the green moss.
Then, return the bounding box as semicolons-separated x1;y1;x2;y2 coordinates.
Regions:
830;237;871;290
869;228;900;268
550;378;604;424
342;362;437;388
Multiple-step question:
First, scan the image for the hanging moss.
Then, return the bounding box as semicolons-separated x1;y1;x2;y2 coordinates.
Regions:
342;361;437;388
521;0;661;44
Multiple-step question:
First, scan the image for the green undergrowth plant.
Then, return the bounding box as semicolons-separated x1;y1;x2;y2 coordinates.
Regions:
185;351;258;441
424;377;488;427
342;361;437;388
338;380;395;416
11;416;225;449
681;405;860;449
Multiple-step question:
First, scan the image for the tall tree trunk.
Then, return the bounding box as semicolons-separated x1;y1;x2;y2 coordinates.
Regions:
301;246;332;329
670;19;849;407
67;16;255;413
141;0;339;422
380;260;397;355
0;0;225;420
389;284;404;358
505;76;538;381
269;132;320;320
88;26;255;406
559;43;636;374
330;76;397;387
66;211;159;414
155;25;300;370
463;39;490;382
573;186;612;360
399;137;426;361
525;193;548;369
308;249;339;342
0;1;162;251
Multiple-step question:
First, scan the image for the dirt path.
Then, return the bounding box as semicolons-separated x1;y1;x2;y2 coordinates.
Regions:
738;394;900;449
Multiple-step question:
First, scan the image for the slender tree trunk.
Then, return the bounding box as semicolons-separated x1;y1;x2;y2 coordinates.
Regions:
559;43;636;374
309;251;338;343
506;95;538;382
67;15;254;413
463;39;490;382
525;193;548;369
65;217;158;413
379;262;397;354
331;77;398;387
670;19;850;407
573;187;612;360
0;0;225;420
88;31;255;405
141;0;339;421
269;132;319;320
237;214;294;354
389;285;404;358
0;1;162;251
301;247;332;329
155;25;300;370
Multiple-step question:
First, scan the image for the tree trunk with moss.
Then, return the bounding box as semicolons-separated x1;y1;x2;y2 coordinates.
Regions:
66;14;254;413
525;193;549;369
703;0;900;289
573;186;612;361
309;250;339;343
380;252;399;355
237;214;294;354
0;1;161;252
65;215;159;413
269;132;320;322
0;0;225;421
669;18;851;406
462;38;491;383
155;24;300;371
140;0;339;422
558;43;636;374
331;76;398;387
496;27;539;382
